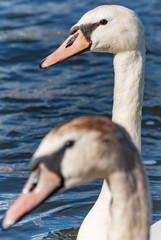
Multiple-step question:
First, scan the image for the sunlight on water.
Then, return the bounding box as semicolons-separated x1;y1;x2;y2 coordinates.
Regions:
32;228;78;240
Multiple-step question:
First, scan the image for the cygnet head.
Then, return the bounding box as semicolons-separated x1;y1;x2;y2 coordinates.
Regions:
40;5;145;69
2;115;140;230
32;115;138;187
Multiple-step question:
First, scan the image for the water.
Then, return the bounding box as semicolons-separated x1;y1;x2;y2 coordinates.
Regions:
0;0;161;239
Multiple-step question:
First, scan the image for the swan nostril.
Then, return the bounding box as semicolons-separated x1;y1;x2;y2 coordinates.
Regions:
66;33;79;48
29;169;40;192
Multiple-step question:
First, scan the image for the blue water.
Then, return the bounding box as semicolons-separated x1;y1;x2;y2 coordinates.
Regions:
0;0;161;239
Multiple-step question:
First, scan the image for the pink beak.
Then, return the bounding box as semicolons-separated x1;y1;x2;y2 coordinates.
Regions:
40;29;91;70
2;163;62;230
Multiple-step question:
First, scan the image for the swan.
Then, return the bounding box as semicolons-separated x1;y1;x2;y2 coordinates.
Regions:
39;5;147;240
2;115;151;240
40;5;144;152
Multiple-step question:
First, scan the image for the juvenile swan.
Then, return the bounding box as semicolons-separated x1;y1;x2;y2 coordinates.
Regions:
40;5;145;239
2;115;151;240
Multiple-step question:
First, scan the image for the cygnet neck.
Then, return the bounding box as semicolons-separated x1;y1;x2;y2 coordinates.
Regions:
106;156;150;240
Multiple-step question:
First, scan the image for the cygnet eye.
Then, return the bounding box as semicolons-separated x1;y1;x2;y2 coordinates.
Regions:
64;140;75;149
99;19;108;25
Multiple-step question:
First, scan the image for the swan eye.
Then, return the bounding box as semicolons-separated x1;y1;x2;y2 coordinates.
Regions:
99;19;108;25
64;140;75;149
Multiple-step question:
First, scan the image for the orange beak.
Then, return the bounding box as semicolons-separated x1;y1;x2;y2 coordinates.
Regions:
40;29;91;70
2;163;62;230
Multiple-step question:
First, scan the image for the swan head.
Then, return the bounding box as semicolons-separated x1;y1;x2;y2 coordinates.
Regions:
40;5;144;69
2;115;138;230
71;5;144;53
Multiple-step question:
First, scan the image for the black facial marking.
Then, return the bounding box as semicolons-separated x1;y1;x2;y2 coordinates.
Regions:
30;146;66;176
70;26;79;35
80;23;99;42
30;140;75;176
66;33;79;48
70;20;108;44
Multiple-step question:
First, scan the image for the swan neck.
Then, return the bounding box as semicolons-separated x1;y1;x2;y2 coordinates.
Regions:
106;159;150;240
112;49;145;151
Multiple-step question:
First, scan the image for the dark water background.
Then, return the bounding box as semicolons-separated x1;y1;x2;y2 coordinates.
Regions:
0;0;161;239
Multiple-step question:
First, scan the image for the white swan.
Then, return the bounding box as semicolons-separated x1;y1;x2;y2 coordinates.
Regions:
2;115;151;240
40;5;145;150
40;5;147;240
